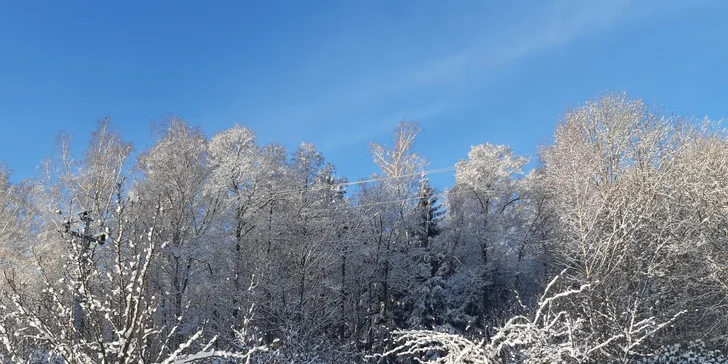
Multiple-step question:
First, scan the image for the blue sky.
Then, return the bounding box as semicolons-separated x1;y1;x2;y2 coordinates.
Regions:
0;0;726;189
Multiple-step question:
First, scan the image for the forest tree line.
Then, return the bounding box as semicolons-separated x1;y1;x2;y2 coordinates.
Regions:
0;93;727;363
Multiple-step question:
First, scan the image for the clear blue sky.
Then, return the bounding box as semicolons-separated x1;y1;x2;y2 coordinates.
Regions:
1;0;726;189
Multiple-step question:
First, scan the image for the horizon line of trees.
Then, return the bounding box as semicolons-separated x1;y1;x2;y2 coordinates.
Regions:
0;92;726;363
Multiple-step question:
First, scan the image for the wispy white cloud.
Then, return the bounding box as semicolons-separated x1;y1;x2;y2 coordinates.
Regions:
352;0;700;100
352;0;635;99
316;101;452;153
251;0;695;152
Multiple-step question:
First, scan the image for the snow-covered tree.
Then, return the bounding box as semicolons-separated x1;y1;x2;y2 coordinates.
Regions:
0;165;37;273
204;125;264;343
445;144;528;332
0;92;725;362
538;93;727;357
134;119;220;351
358;122;431;350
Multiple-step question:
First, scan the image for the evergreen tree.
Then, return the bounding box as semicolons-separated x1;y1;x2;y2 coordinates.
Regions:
412;177;442;249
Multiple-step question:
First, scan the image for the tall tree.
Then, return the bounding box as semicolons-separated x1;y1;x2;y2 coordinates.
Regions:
537;93;724;359
361;121;428;350
448;143;528;332
0;165;36;273
411;177;442;249
205;125;263;341
135;119;219;350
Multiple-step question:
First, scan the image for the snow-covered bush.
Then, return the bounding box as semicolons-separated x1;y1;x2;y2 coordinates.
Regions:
635;341;728;364
382;271;691;363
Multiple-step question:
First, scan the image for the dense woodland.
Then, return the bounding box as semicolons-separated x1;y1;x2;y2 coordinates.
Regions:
0;93;727;363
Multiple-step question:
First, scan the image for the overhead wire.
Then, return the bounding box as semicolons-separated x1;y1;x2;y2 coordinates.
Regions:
299;186;511;217
250;151;540;216
255;151;539;199
260;166;457;198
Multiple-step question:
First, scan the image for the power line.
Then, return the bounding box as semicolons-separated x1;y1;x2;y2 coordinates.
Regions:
287;184;522;217
262;166;456;198
256;151;538;198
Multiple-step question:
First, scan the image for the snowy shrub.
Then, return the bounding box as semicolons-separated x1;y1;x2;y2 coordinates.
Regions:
381;271;690;364
636;341;728;364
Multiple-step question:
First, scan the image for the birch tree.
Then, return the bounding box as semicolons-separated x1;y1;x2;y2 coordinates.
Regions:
446;144;528;331
358;121;430;351
0;166;37;273
134;119;219;351
537;93;720;359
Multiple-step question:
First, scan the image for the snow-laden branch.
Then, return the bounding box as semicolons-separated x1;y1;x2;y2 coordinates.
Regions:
384;269;690;363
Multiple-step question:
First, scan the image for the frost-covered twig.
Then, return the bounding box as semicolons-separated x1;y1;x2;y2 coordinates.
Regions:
378;329;490;364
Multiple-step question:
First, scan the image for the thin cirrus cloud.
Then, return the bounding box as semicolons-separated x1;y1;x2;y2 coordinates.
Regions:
248;0;692;154
351;0;638;100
